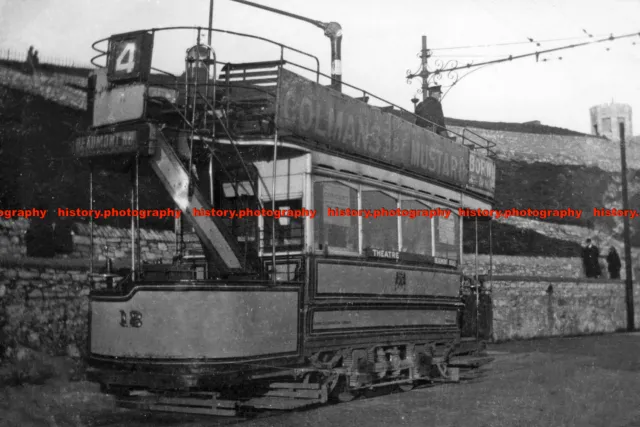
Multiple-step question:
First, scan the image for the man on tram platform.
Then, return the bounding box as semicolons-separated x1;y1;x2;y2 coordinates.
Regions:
415;85;448;138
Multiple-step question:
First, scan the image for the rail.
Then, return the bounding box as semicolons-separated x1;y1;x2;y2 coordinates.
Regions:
89;25;497;157
461;128;497;157
90;26;320;82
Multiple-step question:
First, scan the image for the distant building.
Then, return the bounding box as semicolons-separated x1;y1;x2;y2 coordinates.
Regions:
590;102;633;141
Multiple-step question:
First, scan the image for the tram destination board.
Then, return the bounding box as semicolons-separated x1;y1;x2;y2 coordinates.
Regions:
72;124;153;158
278;69;496;198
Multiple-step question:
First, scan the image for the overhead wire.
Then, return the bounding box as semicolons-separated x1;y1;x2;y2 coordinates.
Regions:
431;33;608;51
433;30;640;73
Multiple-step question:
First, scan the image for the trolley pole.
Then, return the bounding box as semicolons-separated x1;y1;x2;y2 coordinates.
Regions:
620;122;635;331
207;0;214;46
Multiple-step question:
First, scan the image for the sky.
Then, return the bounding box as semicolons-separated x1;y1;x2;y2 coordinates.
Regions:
0;0;638;135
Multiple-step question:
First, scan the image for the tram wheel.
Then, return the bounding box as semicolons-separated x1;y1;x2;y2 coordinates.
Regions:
337;390;356;402
399;383;415;392
330;377;357;403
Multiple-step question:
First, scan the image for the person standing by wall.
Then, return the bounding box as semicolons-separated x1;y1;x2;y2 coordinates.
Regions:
606;246;621;279
582;238;601;278
25;46;35;74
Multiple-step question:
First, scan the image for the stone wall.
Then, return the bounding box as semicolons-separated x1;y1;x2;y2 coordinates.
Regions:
0;219;186;360
69;223;176;265
461;254;633;279
462;255;582;278
0;64;86;110
490;277;640;342
0;219;176;265
0;219;28;258
448;125;640;173
0;259;113;359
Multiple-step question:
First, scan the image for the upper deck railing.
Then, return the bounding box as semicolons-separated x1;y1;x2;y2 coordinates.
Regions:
89;26;497;159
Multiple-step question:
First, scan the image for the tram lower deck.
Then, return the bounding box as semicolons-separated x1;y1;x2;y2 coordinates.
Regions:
88;267;461;391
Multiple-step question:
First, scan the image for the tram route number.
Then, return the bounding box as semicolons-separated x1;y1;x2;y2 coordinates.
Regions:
107;31;154;83
119;310;143;328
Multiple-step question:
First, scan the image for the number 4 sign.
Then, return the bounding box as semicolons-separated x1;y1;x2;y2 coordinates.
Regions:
107;31;154;83
115;42;136;73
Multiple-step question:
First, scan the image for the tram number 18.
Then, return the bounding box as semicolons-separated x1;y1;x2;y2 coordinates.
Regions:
119;310;143;328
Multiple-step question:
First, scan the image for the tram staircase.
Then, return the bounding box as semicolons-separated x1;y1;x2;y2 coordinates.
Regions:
141;61;285;277
147;128;255;276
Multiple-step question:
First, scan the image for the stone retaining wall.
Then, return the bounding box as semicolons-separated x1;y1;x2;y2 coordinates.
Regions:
0;64;86;110
462;255;582;277
0;258;113;360
0;219;176;265
489;277;640;342
69;223;175;264
461;254;634;280
0;219;28;258
448;125;640;173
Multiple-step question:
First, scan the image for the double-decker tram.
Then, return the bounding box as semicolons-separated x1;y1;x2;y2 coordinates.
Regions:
73;19;497;415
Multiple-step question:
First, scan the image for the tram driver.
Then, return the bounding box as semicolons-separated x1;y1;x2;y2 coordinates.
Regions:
415;85;448;138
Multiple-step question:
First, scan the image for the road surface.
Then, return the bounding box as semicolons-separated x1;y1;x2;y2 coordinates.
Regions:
3;333;640;427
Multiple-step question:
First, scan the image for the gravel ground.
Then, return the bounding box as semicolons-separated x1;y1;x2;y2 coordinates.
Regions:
3;333;640;427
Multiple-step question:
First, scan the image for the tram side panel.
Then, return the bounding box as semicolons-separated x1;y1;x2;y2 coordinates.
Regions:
88;284;303;377
303;257;462;356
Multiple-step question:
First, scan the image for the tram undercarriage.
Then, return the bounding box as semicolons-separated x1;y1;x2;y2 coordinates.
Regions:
91;338;491;416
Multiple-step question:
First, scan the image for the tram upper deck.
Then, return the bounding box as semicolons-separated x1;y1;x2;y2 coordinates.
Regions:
78;28;495;198
72;27;496;279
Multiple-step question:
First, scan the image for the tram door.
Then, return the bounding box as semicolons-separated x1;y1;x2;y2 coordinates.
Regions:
460;276;492;340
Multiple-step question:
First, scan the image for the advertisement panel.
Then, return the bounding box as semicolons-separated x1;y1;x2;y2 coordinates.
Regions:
277;69;471;188
467;151;496;197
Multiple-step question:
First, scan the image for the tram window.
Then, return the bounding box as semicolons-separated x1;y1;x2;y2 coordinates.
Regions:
262;199;304;252
220;193;258;243
434;212;460;261
401;200;432;256
362;191;398;253
314;181;358;253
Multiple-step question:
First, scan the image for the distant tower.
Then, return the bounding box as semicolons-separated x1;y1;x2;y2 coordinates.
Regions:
590;102;633;141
